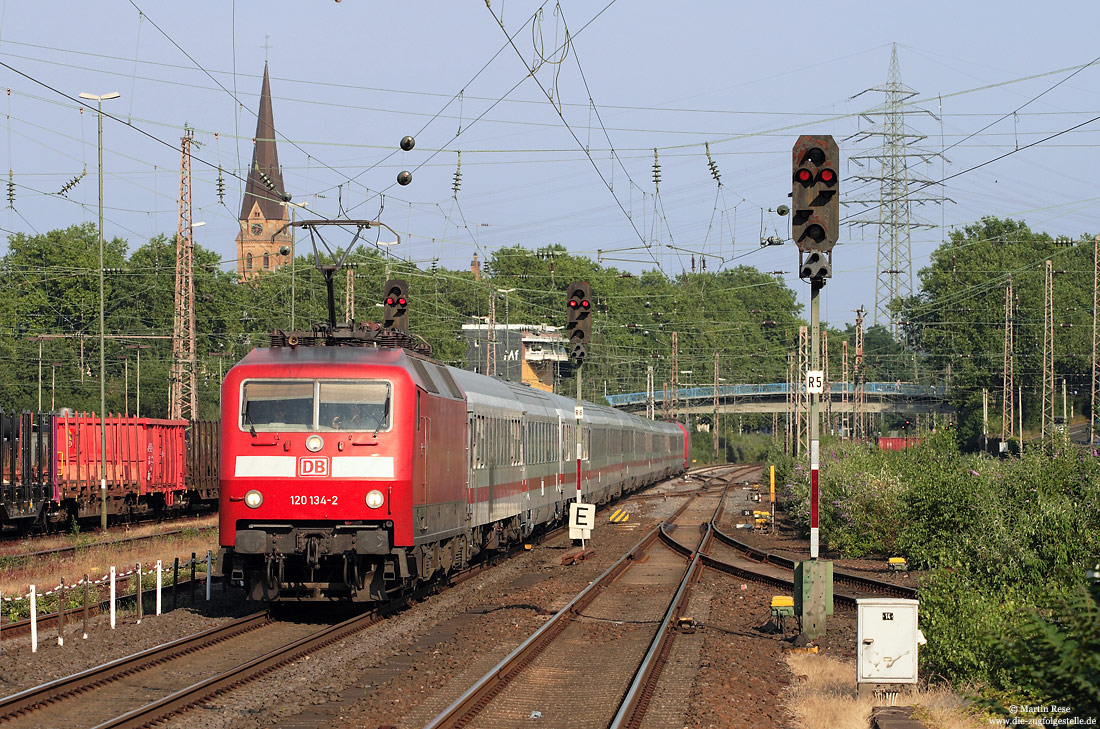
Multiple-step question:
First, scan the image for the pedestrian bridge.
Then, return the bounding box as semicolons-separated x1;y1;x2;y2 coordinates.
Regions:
605;382;952;416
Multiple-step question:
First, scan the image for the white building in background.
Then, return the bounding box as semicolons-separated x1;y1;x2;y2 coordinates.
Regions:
462;321;568;392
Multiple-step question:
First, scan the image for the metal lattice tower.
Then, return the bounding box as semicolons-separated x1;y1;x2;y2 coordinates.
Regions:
854;307;867;439
670;332;679;423
841;340;850;439
1092;235;1099;445
712;350;720;461
822;330;831;434
170;128;197;421
1002;276;1015;441
785;351;794;454
646;365;655;420
487;292;497;377
1043;259;1054;437
797;325;809;456
849;45;948;334
345;269;354;322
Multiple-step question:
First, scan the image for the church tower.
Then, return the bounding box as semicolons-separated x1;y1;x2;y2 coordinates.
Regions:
235;62;292;280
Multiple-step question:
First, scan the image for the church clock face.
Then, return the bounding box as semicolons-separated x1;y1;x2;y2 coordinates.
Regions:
250;223;263;236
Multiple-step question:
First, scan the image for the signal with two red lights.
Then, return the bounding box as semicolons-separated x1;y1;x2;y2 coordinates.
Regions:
382;278;409;331
791;134;839;254
792;135;839;282
565;281;593;363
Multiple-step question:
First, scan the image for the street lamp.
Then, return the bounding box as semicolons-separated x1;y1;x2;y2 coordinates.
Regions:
287;201;308;329
79;90;120;530
124;345;149;417
377;240;399;281
118;355;129;414
29;336;46;411
497;288;516;381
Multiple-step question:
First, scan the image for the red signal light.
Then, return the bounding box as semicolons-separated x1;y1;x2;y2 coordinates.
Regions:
820;168;836;183
796;168;812;183
581;300;590;308
568;299;579;308
397;297;407;306
385;296;396;305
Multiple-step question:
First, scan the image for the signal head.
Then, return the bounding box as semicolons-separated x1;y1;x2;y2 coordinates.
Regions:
791;135;840;254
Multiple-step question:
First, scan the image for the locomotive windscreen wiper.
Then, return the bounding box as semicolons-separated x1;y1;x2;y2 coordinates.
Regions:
243;408;257;437
369;399;390;438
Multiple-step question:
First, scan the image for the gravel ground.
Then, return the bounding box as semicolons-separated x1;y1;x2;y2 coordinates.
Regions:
2;468;839;729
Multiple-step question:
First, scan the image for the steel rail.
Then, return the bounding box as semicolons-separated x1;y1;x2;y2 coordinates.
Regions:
710;524;917;600
611;490;728;729
0;611;269;720
424;491;705;729
89;605;402;729
423;525;665;729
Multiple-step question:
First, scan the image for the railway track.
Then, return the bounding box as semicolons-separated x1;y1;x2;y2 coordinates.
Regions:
424;487;726;729
0;514;215;560
707;526;917;603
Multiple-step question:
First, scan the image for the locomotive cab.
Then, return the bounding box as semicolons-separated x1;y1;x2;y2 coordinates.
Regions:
218;347;420;602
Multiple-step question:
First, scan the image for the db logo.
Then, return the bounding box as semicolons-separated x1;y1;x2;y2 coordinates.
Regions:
297;457;330;477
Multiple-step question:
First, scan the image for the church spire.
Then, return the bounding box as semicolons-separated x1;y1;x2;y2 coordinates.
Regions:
235;61;291;280
239;61;287;221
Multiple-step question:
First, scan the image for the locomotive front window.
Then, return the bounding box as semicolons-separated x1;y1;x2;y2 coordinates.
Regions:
318;382;390;432
241;380;391;433
242;381;314;432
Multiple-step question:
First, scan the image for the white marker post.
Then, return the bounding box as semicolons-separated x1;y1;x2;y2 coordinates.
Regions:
109;566;116;629
156;560;162;615
205;551;212;601
569;502;595;548
29;584;37;653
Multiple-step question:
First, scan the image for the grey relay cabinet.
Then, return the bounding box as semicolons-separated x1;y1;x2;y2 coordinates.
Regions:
856;598;922;684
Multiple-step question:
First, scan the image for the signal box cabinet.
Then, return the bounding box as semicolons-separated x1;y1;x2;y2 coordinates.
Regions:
856;598;920;684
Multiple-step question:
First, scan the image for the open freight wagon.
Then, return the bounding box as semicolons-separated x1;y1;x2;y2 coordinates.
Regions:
0;410;218;531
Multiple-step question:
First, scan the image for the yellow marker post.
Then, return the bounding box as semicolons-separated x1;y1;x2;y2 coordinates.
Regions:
770;465;776;533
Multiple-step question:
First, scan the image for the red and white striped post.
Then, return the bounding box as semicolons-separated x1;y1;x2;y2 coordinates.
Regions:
810;442;819;559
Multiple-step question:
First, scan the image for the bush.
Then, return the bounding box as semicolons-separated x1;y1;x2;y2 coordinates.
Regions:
782;433;1100;708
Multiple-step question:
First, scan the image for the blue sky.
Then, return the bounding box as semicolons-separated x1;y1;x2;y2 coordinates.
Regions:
1;1;1098;326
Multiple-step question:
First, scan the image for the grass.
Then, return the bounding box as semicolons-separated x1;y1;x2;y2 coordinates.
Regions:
784;653;986;729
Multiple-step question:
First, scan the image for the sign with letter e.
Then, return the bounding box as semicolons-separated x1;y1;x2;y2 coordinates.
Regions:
569;501;595;540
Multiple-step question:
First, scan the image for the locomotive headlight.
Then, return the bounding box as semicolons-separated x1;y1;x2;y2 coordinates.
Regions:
244;489;264;509
305;435;324;452
365;489;385;509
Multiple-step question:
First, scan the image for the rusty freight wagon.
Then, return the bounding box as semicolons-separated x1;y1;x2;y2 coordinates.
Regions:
0;410;219;532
